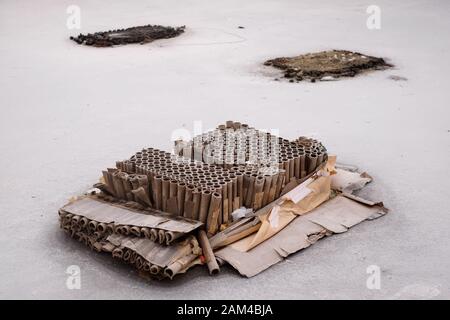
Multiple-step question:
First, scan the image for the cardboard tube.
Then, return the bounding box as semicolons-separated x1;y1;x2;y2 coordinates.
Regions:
300;153;306;178
106;223;114;234
289;158;295;179
317;152;324;166
165;231;182;245
121;225;130;236
192;188;201;220
226;180;233;222
283;159;290;182
158;229;165;244
97;223;107;233
79;217;89;228
131;187;152;207
164;253;198;279
129;175;139;190
275;169;285;198
145;228;156;242
235;172;244;208
150;264;162;275
253;176;265;209
268;172;279;202
102;170;116;196
177;182;186;216
198;230;220;275
63;213;73;224
243;173;250;206
130;252;137;264
245;174;257;208
123;249;132;262
135;256;144;270
138;175;152;205
261;175;273;206
125;161;134;173
92;231;102;239
161;177;170;211
112;171;126;199
198;190;212;223
112;247;124;259
116;161;124;170
120;172;134;201
71;215;81;226
307;153;318;174
88;220;98;233
153;175;162;210
230;176;238;211
169;179;178;200
130;226;141;237
206;192;222;236
140;227;150;239
294;157;300;179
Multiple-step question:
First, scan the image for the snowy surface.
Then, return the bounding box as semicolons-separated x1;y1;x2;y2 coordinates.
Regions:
0;0;449;299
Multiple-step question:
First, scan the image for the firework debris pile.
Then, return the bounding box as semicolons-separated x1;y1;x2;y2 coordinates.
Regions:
70;24;185;47
59;121;387;280
264;50;392;82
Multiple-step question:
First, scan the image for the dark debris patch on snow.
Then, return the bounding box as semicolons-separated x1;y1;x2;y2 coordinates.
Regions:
70;24;185;47
264;50;392;83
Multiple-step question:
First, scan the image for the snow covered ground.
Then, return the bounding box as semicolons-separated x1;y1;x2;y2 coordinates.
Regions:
0;0;449;299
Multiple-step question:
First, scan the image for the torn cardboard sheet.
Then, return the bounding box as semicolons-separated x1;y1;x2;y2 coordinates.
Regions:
216;195;388;277
237;163;334;252
331;168;372;193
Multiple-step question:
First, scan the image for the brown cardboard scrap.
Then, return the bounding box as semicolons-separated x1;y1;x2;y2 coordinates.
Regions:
331;168;372;193
239;171;332;251
216;195;387;277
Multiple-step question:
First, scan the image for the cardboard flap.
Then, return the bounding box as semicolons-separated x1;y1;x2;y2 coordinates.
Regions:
332;168;372;192
216;195;388;277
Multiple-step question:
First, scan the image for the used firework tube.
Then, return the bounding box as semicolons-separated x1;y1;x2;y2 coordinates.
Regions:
158;229;165;244
262;175;273;206
130;226;141;237
150;229;158;242
236;172;244;207
192;188;201;221
300;153;306;178
294;157;300;179
206;192;222;236
161;177;170;211
150;265;162;275
153;175;162;210
245;174;257;207
253;176;265;209
198;230;220;275
307;153;318;174
177;182;186;216
198;190;212;223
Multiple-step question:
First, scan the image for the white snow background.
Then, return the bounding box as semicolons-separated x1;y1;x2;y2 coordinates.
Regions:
0;0;449;299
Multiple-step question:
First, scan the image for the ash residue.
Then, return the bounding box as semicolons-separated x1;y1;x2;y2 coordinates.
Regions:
264;50;392;82
70;24;185;47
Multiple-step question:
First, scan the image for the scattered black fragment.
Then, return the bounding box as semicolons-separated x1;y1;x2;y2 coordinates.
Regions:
70;24;185;47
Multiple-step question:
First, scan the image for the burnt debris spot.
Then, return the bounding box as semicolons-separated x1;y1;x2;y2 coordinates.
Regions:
264;50;392;83
70;24;185;47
